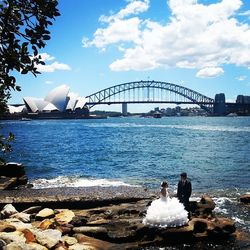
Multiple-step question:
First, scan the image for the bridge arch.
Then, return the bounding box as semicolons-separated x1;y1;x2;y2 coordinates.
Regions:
86;81;214;113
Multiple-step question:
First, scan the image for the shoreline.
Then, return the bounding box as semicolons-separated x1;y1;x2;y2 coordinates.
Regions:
0;187;249;249
0;186;155;210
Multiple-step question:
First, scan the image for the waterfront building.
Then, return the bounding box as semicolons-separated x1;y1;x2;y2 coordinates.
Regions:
7;85;89;118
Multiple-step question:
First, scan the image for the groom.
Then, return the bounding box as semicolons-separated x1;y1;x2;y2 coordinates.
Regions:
177;172;192;211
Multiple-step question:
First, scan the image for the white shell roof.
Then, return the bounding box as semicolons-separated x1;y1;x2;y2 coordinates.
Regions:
43;103;59;111
66;92;79;110
21;85;87;113
45;84;70;112
8;105;25;114
23;97;48;112
74;97;87;109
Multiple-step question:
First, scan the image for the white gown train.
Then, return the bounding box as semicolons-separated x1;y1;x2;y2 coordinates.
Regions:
143;196;189;228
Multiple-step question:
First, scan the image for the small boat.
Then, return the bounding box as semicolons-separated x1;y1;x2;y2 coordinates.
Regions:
20;117;32;121
153;112;162;118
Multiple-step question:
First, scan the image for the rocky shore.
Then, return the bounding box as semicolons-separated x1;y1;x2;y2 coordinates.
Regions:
0;187;249;249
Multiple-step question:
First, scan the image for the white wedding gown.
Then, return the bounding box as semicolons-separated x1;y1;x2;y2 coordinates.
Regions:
143;192;189;228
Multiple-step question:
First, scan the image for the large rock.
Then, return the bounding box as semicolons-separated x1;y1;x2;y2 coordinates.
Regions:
56;224;73;235
11;212;31;223
71;216;88;227
32;229;62;249
5;218;33;231
0;163;25;177
0;177;18;190
0;231;26;244
1;204;18;218
0;222;16;232
195;195;215;216
74;233;116;250
0;239;7;248
73;226;108;237
36;209;54;220
54;242;68;250
240;194;250;204
3;242;48;250
27;242;49;250
62;236;78;246
22;206;42;215
55;209;75;225
22;229;36;243
37;219;55;230
3;242;27;250
207;217;236;237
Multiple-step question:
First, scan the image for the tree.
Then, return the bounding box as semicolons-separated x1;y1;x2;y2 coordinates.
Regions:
0;0;60;163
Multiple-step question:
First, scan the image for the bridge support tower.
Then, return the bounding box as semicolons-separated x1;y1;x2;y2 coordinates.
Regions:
213;93;226;116
122;103;128;116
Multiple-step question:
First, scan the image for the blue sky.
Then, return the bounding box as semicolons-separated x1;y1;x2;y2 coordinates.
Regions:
10;0;250;112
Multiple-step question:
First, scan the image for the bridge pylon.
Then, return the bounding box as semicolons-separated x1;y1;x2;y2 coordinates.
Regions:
122;103;128;116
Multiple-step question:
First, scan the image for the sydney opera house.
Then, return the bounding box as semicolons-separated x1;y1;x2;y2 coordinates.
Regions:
6;85;89;119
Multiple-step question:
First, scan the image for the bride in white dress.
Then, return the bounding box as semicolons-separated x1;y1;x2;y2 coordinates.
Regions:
143;181;189;227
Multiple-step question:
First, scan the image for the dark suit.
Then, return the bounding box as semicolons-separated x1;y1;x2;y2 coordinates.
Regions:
177;179;192;210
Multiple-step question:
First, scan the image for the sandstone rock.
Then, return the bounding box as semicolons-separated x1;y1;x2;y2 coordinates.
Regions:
22;229;36;243
17;175;28;186
11;212;30;223
36;209;54;220
0;231;26;244
37;219;55;230
1;204;18;218
188;218;211;238
194;195;215;217
62;236;78;246
0;239;7;248
87;219;110;226
0;222;16;232
27;242;48;250
73;226;108;236
209;217;236;236
71;216;88;227
32;229;62;249
0;162;25;177
55;209;75;225
69;243;93;250
22;207;42;215
240;194;250;204
159;223;194;241
5;218;33;231
3;241;26;250
75;233;116;250
54;242;68;250
3;242;48;250
56;224;73;235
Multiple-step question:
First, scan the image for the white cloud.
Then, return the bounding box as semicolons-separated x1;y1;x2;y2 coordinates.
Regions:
39;53;55;61
35;53;71;73
83;17;142;48
196;67;224;78
239;10;250;16
236;75;247;81
84;0;250;76
37;62;71;73
99;0;149;22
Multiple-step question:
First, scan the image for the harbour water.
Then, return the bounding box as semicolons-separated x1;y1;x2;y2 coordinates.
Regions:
1;116;250;234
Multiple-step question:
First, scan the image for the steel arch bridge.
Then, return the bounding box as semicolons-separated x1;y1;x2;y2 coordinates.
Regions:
86;80;215;113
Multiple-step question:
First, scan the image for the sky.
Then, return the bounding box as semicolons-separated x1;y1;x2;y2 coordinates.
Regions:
10;0;250;112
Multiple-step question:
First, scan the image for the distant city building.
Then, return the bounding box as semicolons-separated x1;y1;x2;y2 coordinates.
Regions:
236;95;250;104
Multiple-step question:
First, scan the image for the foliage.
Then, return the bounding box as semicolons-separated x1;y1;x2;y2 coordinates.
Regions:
0;0;60;162
0;132;14;164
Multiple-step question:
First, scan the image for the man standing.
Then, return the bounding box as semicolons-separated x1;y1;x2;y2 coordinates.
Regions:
177;172;192;211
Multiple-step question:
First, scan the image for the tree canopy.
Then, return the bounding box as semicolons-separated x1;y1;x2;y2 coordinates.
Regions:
0;0;60;162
